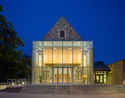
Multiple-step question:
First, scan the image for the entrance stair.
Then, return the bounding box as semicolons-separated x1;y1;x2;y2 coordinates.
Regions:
20;84;125;95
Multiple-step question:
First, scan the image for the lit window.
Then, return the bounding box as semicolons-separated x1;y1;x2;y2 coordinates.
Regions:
75;67;82;80
43;67;49;80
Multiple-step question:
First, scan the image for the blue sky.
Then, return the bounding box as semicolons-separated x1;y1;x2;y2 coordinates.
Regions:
1;0;125;64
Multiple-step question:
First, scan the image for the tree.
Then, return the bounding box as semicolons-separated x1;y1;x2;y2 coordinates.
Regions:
94;61;105;65
0;5;25;81
18;54;32;79
0;5;2;12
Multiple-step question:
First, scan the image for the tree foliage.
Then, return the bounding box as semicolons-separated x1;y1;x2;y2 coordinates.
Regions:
0;5;2;12
94;61;105;65
18;54;32;79
0;5;31;81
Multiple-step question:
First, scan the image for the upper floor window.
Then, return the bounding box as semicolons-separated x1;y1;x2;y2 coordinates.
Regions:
60;31;65;37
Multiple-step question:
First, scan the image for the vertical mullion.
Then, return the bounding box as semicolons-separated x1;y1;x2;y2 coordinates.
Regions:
62;41;63;83
52;41;53;83
42;41;43;83
62;67;63;83
57;67;58;84
67;68;68;83
72;41;73;84
62;41;63;67
46;67;47;80
81;41;84;84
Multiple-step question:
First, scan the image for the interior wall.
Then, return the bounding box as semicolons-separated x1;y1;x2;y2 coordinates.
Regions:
53;47;62;63
73;47;82;64
63;47;72;63
43;47;82;64
44;47;52;63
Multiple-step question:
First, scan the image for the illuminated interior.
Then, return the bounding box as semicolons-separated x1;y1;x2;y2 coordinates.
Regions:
93;71;107;84
32;41;93;84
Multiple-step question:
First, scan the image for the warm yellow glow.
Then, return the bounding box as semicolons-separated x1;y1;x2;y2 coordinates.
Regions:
109;69;112;73
68;47;72;49
62;47;72;63
73;47;81;63
44;48;52;63
54;47;57;49
53;47;62;63
84;55;86;66
43;47;83;64
39;54;42;66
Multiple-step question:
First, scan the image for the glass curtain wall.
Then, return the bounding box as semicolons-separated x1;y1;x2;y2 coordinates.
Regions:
32;41;93;84
73;41;83;84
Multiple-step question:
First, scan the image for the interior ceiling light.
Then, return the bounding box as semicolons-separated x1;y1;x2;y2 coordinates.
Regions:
54;47;57;49
69;47;72;49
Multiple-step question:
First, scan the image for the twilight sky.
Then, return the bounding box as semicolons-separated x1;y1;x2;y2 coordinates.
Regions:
1;0;125;65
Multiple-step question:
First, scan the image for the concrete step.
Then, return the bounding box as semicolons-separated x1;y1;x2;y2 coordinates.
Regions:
20;84;56;94
19;84;125;95
56;85;71;95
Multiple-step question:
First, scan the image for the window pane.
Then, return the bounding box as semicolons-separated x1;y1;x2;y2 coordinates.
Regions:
60;31;65;37
104;75;106;83
43;42;52;64
63;42;72;63
53;41;62;64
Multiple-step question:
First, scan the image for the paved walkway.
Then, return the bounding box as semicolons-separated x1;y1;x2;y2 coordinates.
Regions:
0;92;125;98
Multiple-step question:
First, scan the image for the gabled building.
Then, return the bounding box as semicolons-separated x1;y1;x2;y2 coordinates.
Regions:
93;64;110;84
32;16;93;84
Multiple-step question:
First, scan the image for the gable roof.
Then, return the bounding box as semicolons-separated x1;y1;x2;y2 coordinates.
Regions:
42;16;83;41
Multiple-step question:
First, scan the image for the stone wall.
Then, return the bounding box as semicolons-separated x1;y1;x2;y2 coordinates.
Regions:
122;60;125;81
42;16;83;41
107;60;125;84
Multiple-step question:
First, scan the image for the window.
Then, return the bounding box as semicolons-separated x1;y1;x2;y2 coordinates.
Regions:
43;67;49;80
75;67;82;80
60;31;65;37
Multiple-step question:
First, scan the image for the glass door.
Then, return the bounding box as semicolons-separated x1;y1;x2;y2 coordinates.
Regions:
54;68;57;83
53;67;73;84
63;68;67;83
95;75;103;84
59;68;62;83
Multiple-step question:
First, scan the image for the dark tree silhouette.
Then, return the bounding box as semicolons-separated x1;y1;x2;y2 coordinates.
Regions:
94;61;105;65
0;5;31;82
18;54;31;79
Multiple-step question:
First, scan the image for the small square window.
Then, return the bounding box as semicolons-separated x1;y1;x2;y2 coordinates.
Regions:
60;31;65;37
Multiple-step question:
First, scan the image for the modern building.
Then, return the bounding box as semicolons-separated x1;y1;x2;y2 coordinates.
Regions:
32;16;93;84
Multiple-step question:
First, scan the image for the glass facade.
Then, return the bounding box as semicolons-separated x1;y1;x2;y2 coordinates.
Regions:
32;41;93;84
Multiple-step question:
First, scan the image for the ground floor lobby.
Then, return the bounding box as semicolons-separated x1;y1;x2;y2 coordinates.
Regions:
32;66;93;84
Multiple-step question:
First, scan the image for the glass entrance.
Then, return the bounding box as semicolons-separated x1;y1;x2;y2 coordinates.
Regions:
53;67;73;84
95;75;103;84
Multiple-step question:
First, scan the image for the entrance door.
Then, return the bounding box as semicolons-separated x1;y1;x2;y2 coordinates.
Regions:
53;67;73;84
95;75;103;84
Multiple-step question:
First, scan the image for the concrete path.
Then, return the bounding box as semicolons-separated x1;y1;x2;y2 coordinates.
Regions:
0;92;125;98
